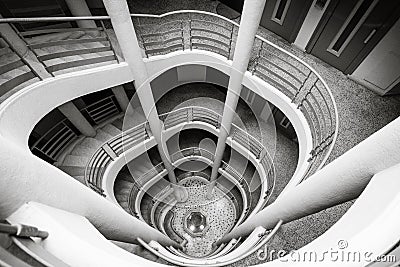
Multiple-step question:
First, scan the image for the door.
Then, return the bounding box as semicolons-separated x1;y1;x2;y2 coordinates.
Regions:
260;0;313;42
307;0;400;74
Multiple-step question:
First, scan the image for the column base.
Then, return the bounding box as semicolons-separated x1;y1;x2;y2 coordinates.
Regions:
172;185;189;203
206;181;217;200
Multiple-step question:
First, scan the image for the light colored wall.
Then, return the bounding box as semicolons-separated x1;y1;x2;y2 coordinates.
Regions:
265;162;400;266
349;18;400;95
0;63;132;149
8;202;163;267
144;52;312;188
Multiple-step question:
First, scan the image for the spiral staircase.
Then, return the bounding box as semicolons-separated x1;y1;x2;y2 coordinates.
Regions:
10;6;396;267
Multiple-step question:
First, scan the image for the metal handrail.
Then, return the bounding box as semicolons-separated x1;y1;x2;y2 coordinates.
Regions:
30;118;77;163
0;11;337;265
176;171;210;182
85;106;275;202
1;17;119;76
2;10;336;186
170;146;215;163
79;95;120;124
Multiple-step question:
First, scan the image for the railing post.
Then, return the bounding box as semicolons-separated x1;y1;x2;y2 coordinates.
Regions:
189;16;193;50
227;24;234;60
252;40;263;75
297;79;317;109
100;20;120;63
180;19;185;51
292;71;312;103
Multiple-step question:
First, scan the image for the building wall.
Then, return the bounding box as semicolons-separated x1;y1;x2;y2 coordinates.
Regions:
349;18;400;95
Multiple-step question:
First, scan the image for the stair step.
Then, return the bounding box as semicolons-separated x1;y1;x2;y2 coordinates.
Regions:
112;118;123;130
62;155;90;167
70;144;98;157
119;172;134;183
102;124;122;136
73;176;86;184
79;137;103;149
95;129;114;143
115;179;134;188
116;187;131;195
116;193;130;203
59;166;85;177
114;180;134;194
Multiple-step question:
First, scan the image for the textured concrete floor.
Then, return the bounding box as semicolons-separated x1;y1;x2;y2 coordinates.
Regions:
156;82;299;203
2;0;398;264
125;0;400;264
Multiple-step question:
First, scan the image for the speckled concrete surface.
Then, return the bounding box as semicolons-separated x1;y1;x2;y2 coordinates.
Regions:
126;2;400;263
171;177;236;257
156;82;299;203
3;0;398;264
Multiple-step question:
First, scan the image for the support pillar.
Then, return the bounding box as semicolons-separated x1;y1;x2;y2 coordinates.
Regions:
0;19;96;137
111;85;130;112
102;0;187;202
64;0;97;29
0;137;177;247
59;102;96;137
0;17;51;79
208;0;267;198
218;116;400;243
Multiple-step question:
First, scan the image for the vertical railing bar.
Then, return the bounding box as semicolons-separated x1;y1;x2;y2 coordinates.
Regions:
180;19;184;51
297;79;317;109
292;71;312;103
227;23;234;60
100;19;120;63
189;14;192;50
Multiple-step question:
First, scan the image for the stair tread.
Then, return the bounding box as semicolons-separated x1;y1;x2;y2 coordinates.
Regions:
95;129;114;143
79;137;103;148
59;165;85;176
111;118;123;130
70;144;98;157
62;155;90;167
102;123;122;136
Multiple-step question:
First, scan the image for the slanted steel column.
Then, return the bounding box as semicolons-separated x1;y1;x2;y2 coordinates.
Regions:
218;116;400;243
64;0;97;29
0;137;177;247
102;0;187;202
0;18;96;137
0;16;50;79
58;102;96;137
208;0;267;198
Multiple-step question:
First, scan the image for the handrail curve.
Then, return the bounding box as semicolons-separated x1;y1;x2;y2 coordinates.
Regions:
4;11;337;186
